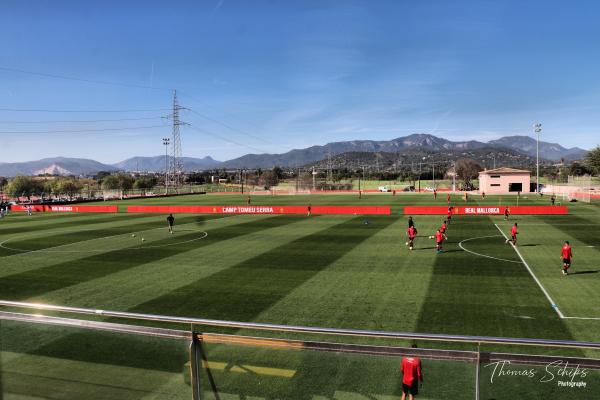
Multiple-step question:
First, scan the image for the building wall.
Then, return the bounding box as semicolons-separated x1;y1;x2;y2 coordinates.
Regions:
479;173;531;194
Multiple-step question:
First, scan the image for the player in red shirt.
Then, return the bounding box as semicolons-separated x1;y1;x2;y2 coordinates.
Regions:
560;241;573;276
505;223;518;245
446;193;451;204
433;229;444;253
401;344;423;400
504;207;510;221
446;206;453;224
439;220;448;240
433;189;437;200
406;226;417;250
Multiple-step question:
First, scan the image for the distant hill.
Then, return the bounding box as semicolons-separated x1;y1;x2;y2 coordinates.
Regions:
112;156;221;172
221;134;489;168
488;136;587;161
0;157;117;177
221;133;583;168
0;134;588;176
306;147;541;171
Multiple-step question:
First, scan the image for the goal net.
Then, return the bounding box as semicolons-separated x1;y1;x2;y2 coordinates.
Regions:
566;175;592;203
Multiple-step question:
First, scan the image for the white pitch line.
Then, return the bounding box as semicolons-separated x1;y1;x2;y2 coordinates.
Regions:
494;223;565;319
458;235;522;264
562;316;600;321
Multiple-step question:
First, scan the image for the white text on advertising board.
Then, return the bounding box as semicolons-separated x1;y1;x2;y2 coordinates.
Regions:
464;207;501;214
221;206;275;214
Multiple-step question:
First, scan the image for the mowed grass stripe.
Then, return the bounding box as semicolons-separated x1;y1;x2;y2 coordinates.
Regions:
127;216;397;322
0;214;225;257
0;213;152;237
249;216;438;332
0;215;303;301
414;216;576;340
38;216;346;310
0;216;227;278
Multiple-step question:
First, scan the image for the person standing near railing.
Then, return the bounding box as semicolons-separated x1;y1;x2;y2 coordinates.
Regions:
401;344;423;400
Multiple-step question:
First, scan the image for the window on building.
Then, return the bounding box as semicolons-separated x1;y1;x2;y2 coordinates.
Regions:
490;175;501;178
491;184;501;187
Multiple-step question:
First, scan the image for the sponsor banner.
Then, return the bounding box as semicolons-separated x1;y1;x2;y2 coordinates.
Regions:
403;206;568;215
127;205;391;215
11;204;118;213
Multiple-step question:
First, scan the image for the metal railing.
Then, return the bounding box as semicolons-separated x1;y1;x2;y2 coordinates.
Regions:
1;300;599;400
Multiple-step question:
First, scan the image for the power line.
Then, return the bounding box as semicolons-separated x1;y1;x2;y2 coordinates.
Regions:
0;116;163;124
186;107;273;145
0;107;171;113
0;124;168;135
0;65;172;91
186;124;267;154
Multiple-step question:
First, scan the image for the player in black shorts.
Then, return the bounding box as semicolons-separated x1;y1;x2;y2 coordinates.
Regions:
167;214;175;234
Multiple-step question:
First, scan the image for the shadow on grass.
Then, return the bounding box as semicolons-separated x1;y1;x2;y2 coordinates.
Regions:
570;270;600;275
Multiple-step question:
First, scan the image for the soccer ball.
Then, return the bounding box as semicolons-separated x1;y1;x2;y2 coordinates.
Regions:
131;234;136;238
405;242;409;246
141;238;145;242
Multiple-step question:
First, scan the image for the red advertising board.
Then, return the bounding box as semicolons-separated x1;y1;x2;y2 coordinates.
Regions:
127;205;391;215
11;204;118;213
403;206;568;215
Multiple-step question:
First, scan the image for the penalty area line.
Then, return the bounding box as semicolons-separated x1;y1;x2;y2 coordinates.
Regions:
494;223;565;319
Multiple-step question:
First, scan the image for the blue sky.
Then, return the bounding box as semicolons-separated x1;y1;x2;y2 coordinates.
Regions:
1;0;599;163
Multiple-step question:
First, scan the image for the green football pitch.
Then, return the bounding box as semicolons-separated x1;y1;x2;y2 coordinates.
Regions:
1;193;599;399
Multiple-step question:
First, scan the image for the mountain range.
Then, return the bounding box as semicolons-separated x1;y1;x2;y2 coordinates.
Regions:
0;134;588;176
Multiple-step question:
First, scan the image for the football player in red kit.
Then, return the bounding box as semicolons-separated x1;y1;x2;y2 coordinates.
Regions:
433;229;444;254
400;345;423;400
505;223;518;245
406;225;417;250
560;241;573;276
439;220;448;241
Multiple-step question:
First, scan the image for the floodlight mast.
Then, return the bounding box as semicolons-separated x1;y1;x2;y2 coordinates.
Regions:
162;137;170;193
534;123;542;193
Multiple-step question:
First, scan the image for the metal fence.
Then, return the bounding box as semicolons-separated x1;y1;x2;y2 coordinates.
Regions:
1;300;599;399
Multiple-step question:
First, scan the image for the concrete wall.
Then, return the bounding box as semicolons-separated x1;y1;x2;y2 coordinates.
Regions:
479;172;531;194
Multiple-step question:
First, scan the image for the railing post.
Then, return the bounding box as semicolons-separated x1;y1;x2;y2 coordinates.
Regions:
0;320;3;400
189;333;201;400
475;343;481;400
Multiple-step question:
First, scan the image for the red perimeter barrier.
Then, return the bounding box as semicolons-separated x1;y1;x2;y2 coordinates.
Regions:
127;205;391;215
12;205;118;213
403;205;568;215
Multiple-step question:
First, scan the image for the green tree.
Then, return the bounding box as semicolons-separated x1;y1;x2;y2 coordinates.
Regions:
101;173;134;190
5;175;44;199
455;158;483;190
0;176;8;190
569;162;591;177
584;146;600;176
51;178;84;199
134;175;158;189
